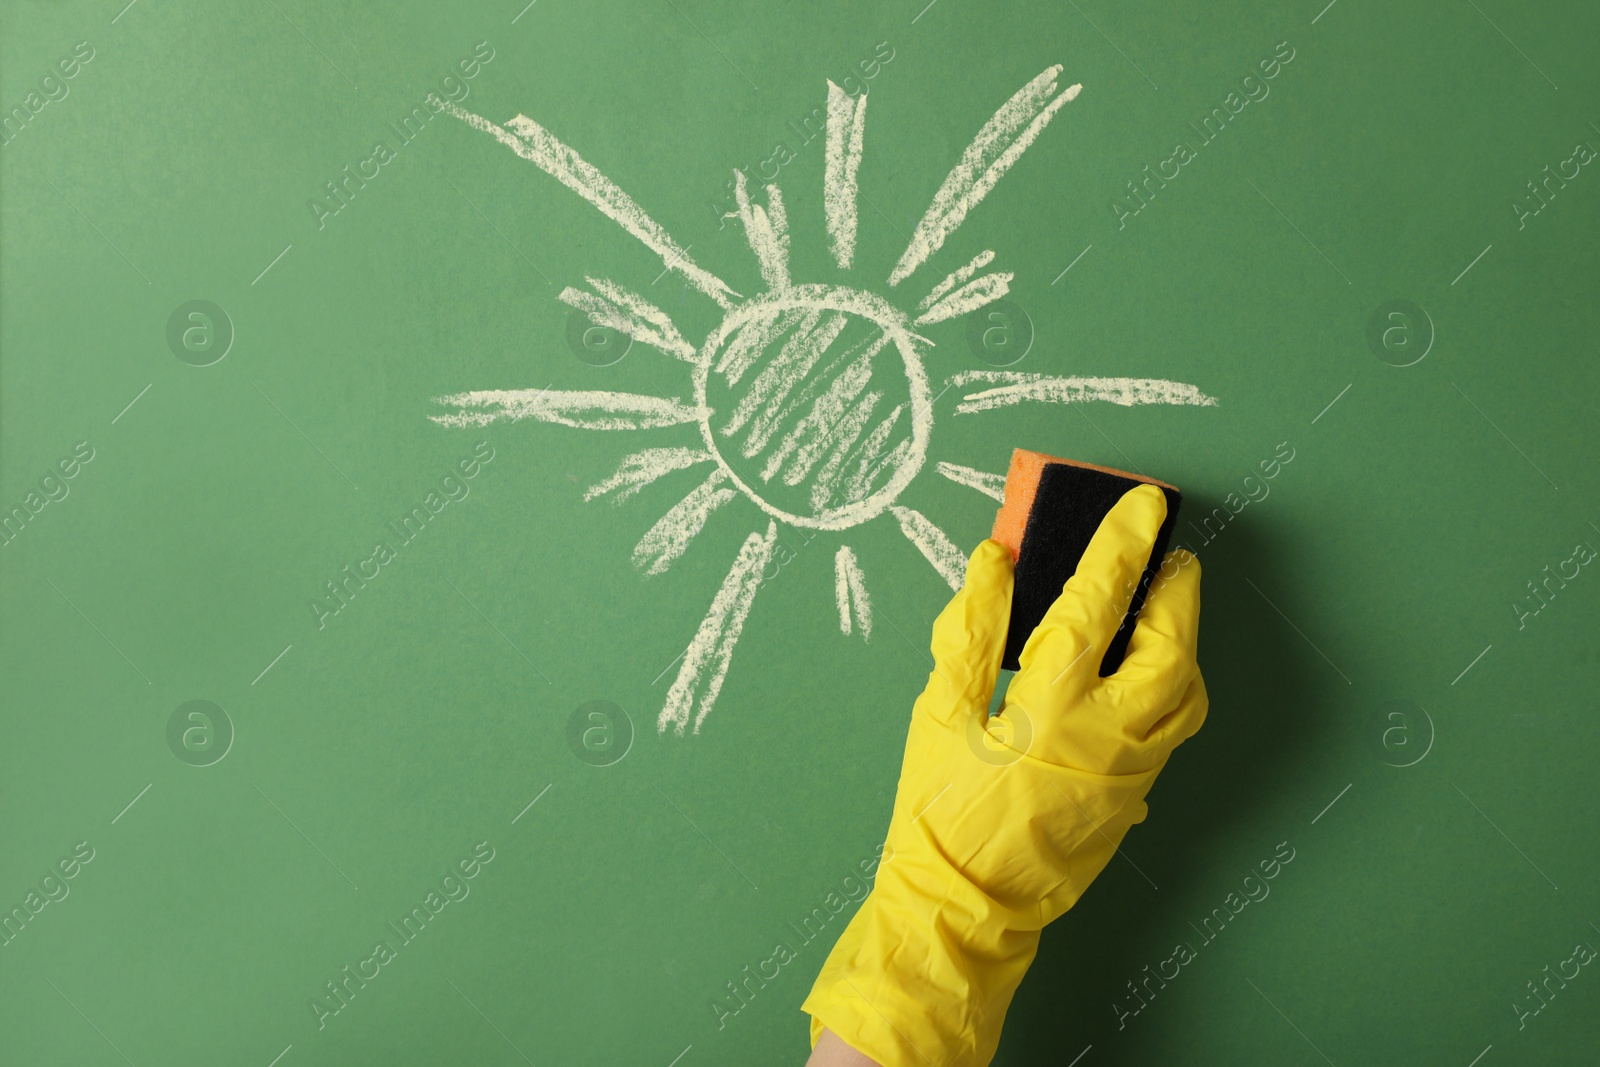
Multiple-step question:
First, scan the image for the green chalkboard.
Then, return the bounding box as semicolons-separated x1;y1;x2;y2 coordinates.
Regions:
3;1;1597;1064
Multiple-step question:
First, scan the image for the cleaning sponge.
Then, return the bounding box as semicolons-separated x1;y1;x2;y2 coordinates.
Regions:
991;449;1182;674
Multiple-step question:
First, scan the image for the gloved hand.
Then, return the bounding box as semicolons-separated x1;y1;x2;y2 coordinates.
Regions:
802;484;1207;1066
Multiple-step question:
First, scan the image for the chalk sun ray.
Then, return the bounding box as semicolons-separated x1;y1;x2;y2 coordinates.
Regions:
888;68;1081;287
914;271;1014;326
434;96;740;308
431;388;706;430
660;523;778;735
935;461;1006;501
632;469;737;575
834;545;872;640
586;447;716;503
560;277;697;362
920;250;996;310
890;505;966;591
824;81;868;269
733;171;790;290
947;371;1219;413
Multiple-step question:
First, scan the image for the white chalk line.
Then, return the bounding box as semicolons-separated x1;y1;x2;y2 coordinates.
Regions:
435;97;738;307
889;68;1080;286
921;249;995;309
585;447;714;502
722;309;830;439
935;461;1005;501
715;308;802;385
633;469;737;575
915;270;1013;326
833;545;873;640
432;388;705;430
735;317;858;459
754;329;888;476
734;170;790;289
891;505;965;590
560;281;694;361
948;371;1218;412
589;276;696;358
824;82;867;269
762;340;879;483
843;406;908;506
809;389;885;511
660;524;777;734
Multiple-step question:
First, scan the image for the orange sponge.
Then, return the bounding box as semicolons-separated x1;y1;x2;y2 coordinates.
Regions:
991;449;1182;673
992;449;1178;560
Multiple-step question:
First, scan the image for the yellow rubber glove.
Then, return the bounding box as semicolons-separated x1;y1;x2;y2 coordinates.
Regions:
802;484;1207;1066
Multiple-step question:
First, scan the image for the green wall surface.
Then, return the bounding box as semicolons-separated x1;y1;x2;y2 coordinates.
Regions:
3;1;1597;1064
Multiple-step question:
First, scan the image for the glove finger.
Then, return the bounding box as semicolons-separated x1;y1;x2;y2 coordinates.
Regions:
1135;669;1209;765
918;539;1014;727
1014;484;1168;692
1107;548;1203;732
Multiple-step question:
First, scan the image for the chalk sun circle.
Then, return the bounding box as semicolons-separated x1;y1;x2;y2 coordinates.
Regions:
692;284;931;532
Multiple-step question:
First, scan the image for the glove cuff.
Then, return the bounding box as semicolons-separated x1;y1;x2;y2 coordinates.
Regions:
802;863;1041;1066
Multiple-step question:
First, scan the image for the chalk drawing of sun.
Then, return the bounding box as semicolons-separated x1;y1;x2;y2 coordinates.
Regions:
428;67;1215;736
